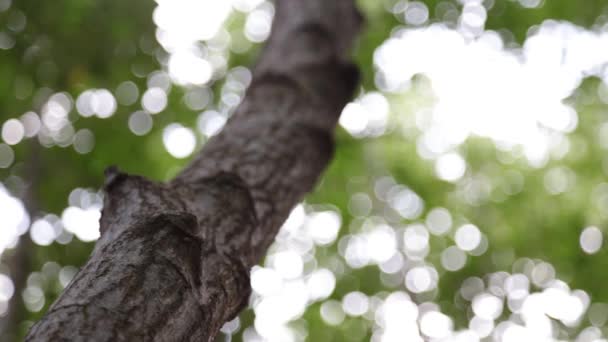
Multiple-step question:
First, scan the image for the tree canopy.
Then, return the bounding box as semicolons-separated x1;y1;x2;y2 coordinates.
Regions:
1;0;608;341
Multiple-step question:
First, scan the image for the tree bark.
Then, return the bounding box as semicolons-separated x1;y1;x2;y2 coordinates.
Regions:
26;0;362;341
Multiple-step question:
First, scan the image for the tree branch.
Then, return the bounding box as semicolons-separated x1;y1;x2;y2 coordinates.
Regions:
26;0;361;340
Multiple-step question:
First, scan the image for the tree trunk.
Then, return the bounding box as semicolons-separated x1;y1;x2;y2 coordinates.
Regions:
26;0;362;340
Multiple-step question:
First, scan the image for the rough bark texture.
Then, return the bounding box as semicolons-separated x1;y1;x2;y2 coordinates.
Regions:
27;0;361;340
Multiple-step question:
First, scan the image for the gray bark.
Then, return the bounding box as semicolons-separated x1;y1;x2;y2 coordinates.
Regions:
26;0;362;341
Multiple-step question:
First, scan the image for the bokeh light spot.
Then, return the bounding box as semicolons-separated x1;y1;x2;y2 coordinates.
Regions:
73;129;95;154
455;224;482;252
425;207;452;235
128;111;153;136
441;246;467;271
162;124;196;158
0;274;14;301
320;300;345;326
435;152;466;182
580;226;603;254
419;311;453;339
2;119;25;145
142;87;168;114
342;291;369;317
116;81;140;106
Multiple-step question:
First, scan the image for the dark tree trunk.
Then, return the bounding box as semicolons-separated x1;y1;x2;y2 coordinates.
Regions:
26;0;362;341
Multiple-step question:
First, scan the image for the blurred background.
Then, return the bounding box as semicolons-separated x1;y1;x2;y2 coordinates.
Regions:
1;0;608;340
